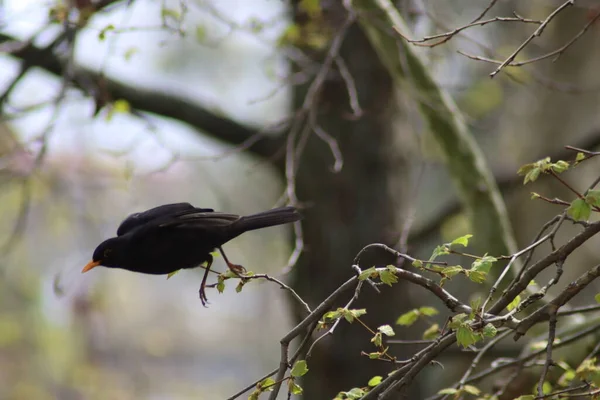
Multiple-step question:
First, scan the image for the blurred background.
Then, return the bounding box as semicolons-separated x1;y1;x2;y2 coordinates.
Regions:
1;0;600;399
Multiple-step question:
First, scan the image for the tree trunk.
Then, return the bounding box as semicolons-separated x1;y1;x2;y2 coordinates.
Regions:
290;4;417;398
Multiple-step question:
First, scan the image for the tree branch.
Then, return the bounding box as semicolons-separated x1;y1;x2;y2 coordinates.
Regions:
0;32;284;163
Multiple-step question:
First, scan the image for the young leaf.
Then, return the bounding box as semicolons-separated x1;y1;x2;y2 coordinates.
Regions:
235;282;245;293
358;267;378;281
468;270;487;284
166;270;180;280
412;259;423;268
371;332;382;347
542;381;552;394
437;388;458;395
344;388;366;399
567;198;591;221
430;245;449;260
471;255;497;273
482;323;497;338
507;295;521;312
419;306;438;316
380;269;398;286
462;384;481;395
348;309;367;319
288;380;303;395
396;310;419;326
456;326;479;348
291;360;309;377
259;377;276;390
451;234;473;248
448;313;468;328
422;324;439;340
442;266;463;278
524;167;541;184
586;190;600;207
378;325;395;337
551;160;569;173
367;376;382;387
595;293;600;303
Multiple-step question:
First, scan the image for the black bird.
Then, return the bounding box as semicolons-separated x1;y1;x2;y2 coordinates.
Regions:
82;203;301;305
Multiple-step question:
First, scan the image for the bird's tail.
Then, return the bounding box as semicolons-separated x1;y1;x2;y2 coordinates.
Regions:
229;206;301;237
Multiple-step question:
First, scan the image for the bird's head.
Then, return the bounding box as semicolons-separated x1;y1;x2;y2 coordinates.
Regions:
82;237;125;272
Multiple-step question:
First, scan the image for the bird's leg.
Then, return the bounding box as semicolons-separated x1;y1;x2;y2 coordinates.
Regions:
218;246;246;276
198;254;213;307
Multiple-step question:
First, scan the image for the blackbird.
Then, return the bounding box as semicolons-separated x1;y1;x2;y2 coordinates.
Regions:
82;203;301;305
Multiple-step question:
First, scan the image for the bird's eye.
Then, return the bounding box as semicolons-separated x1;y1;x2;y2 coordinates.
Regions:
103;248;113;258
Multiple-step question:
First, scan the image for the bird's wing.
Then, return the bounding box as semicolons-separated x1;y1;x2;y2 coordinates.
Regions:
117;203;214;236
158;211;240;230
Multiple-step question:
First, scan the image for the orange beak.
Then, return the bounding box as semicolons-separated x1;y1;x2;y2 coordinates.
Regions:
82;260;101;273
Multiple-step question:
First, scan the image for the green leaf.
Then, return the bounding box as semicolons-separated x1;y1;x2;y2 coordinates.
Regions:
371;332;382;347
380;269;398;286
471;255;497;273
456;325;479;348
288;379;303;395
422;324;439;340
343;310;355;323
437;388;458;395
323;310;342;321
514;396;535;400
595;293;600;303
524;167;541;184
482;323;497;338
507;295;521;312
396;310;418;326
368;352;381;359
345;388;366;399
567;198;591;221
468;270;487;284
248;389;260;400
419;306;438;316
358;267;378;281
412;259;423;268
451;234;472;248
259;377;275;390
442;266;463;278
235;281;244;293
551;160;570;173
430;245;449;260
586;190;600;207
378;325;395;337
291;360;309;377
368;376;382;387
216;280;225;293
166;270;180;280
542;380;552;394
348;309;367;319
462;384;481;395
470;297;482;312
448;313;468;328
576;152;586;162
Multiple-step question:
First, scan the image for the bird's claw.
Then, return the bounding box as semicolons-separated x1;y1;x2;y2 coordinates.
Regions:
199;286;210;307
